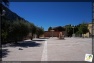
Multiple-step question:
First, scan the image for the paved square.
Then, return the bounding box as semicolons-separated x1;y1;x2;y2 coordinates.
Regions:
47;37;92;61
2;37;92;61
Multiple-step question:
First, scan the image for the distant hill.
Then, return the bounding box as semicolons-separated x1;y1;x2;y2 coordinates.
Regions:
1;4;29;23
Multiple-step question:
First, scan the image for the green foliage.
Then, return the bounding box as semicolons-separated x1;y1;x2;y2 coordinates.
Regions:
1;17;36;43
1;31;8;43
48;27;52;31
1;2;44;43
78;23;89;34
65;25;73;37
53;26;65;31
8;20;30;42
28;23;37;38
31;25;37;35
1;16;44;43
1;17;11;43
64;23;89;37
36;27;44;38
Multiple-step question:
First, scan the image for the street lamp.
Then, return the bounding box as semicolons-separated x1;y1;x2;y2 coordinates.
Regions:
66;27;67;37
0;9;6;44
0;9;6;16
72;25;75;37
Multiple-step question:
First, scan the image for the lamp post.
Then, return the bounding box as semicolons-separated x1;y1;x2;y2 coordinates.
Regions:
72;26;75;37
0;9;6;16
66;27;67;37
0;9;6;46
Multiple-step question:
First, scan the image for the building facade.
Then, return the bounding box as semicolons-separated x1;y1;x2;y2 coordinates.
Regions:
43;31;65;37
83;23;92;38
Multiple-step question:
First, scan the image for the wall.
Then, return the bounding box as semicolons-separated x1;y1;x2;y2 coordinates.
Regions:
44;31;64;37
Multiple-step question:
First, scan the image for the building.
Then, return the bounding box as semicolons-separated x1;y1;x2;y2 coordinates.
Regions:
83;23;92;38
43;31;65;37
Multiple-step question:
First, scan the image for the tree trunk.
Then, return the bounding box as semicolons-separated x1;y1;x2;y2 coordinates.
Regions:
37;35;40;38
31;33;33;40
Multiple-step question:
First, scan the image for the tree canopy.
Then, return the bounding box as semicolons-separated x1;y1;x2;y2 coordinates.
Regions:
78;23;89;34
36;26;44;38
48;27;52;31
64;23;89;37
53;26;65;31
1;3;45;44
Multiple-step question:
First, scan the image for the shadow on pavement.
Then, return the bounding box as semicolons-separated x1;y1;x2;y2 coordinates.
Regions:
32;38;47;41
32;40;46;41
0;49;10;58
39;37;50;39
9;41;42;48
57;38;66;40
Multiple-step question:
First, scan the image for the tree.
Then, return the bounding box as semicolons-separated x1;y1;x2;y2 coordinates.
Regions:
53;26;65;31
1;0;9;43
36;27;44;38
48;27;52;31
31;25;37;37
1;0;9;42
73;23;89;37
8;19;30;43
1;17;12;44
78;23;89;34
28;23;37;39
64;25;73;37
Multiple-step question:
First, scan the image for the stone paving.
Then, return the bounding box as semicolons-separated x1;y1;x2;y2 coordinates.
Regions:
47;37;92;61
2;37;92;61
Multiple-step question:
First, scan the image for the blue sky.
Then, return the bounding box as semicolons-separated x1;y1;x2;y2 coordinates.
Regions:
9;2;92;31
